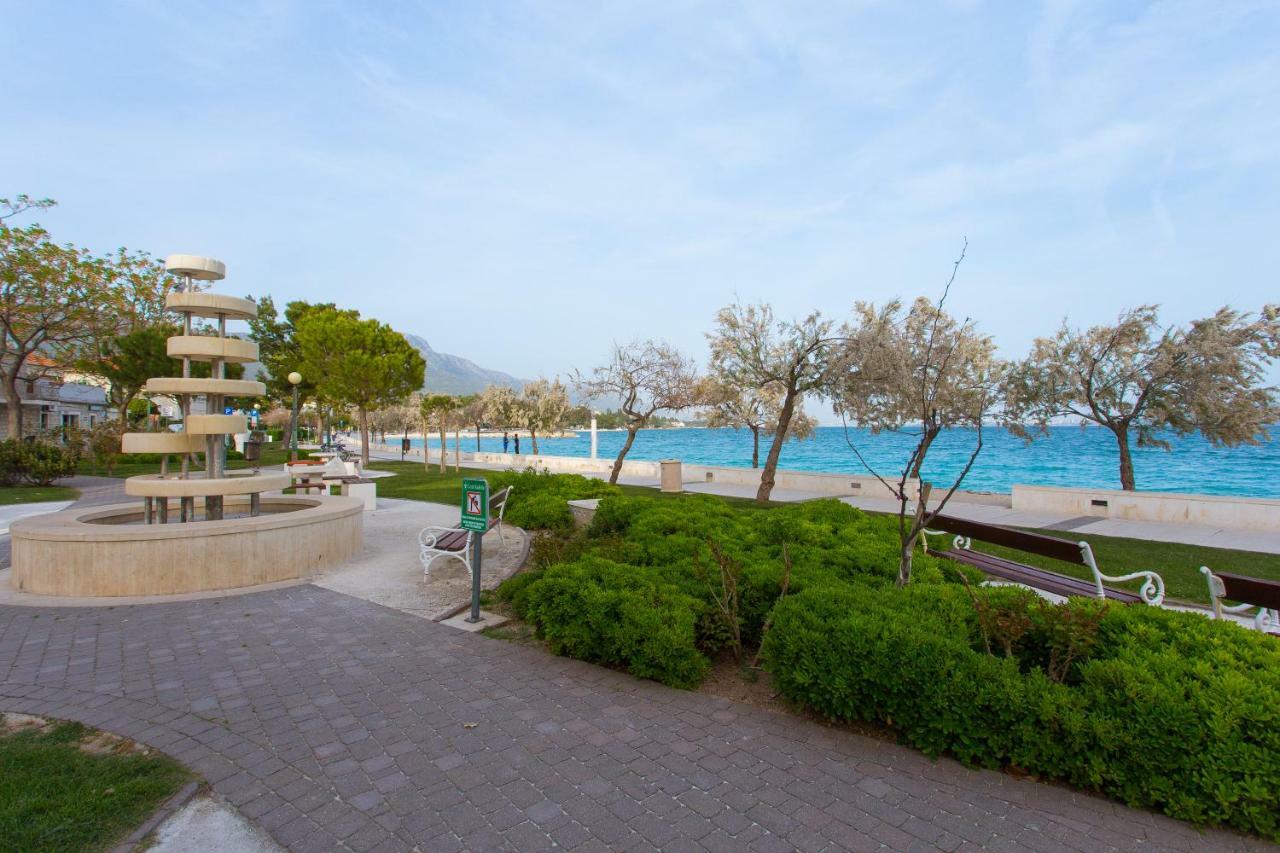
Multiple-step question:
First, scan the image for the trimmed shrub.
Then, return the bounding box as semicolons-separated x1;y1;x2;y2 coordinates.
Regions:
763;583;1280;840
489;467;620;533
518;557;709;688
500;495;967;685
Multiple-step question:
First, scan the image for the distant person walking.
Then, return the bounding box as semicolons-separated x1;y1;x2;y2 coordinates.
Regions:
513;434;521;455
503;432;509;453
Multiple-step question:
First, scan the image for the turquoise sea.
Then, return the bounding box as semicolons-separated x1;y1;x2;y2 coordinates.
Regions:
412;425;1280;498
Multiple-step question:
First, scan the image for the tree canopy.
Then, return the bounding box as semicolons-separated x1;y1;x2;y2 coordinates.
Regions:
295;309;425;465
575;340;699;484
707;302;836;501
1004;304;1280;490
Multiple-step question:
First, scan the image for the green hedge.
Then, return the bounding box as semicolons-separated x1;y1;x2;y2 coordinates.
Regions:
500;495;962;685
514;556;710;688
488;467;620;534
762;583;1280;839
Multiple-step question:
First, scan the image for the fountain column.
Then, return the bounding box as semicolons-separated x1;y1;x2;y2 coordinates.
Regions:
120;255;289;521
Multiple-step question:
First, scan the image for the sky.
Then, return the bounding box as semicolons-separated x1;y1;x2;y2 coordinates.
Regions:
4;1;1279;391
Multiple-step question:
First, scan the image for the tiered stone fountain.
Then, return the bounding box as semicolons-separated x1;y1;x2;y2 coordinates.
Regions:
122;254;289;522
9;255;364;598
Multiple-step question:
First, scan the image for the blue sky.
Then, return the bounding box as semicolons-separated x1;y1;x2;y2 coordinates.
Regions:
4;1;1278;387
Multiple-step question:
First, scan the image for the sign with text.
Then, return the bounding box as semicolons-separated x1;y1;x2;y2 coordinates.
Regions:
460;477;489;532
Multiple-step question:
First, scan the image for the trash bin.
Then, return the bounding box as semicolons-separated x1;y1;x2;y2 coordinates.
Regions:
659;459;682;493
243;433;263;469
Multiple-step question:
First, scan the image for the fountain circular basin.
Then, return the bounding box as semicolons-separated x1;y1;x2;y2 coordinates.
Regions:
9;496;363;597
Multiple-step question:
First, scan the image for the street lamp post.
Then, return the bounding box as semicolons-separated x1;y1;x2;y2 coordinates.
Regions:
288;371;302;462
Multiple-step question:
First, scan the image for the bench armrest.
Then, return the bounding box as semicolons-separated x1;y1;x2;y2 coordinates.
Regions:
419;526;461;549
1095;566;1165;606
922;529;971;554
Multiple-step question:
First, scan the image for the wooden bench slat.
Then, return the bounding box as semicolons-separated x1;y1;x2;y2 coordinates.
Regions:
1217;572;1280;611
930;514;1086;566
940;549;1141;604
434;531;469;552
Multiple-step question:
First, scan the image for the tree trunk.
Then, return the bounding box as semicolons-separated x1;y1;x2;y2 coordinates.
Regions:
898;540;916;588
530;428;539;455
750;425;760;469
453;427;460;471
897;482;931;586
3;372;23;439
438;419;446;474
1113;425;1136;491
357;407;371;466
756;390;797;502
610;426;639;485
475;423;481;452
422;418;430;472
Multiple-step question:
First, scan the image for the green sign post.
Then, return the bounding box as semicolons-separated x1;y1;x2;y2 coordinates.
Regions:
460;477;489;623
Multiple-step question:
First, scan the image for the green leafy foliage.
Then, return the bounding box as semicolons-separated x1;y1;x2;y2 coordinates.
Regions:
499;495;961;686
762;583;1280;839
488;467;619;534
0;439;77;486
518;557;710;689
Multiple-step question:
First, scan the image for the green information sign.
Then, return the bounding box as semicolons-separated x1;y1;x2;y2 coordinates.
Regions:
460;477;489;532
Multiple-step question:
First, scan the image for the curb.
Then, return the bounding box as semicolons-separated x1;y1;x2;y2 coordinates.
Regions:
112;779;202;852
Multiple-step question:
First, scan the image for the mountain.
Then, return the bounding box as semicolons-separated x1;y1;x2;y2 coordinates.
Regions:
400;332;526;395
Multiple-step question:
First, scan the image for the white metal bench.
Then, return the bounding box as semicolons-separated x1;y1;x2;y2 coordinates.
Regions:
419;486;512;578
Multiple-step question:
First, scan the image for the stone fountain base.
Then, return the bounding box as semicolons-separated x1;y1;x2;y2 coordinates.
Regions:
9;495;363;597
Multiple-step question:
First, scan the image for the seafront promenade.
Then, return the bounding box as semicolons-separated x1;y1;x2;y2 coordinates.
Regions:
362;441;1280;556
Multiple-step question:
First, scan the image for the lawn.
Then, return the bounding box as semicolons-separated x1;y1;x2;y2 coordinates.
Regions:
0;484;79;505
366;460;772;508
0;716;191;852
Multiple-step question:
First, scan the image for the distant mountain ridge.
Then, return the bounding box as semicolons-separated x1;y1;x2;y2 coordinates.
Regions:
400;332;526;395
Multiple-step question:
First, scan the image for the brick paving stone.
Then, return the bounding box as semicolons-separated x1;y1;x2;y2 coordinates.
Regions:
0;582;1269;852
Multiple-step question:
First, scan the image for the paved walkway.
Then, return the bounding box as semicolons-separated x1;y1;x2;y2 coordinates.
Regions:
0;584;1262;851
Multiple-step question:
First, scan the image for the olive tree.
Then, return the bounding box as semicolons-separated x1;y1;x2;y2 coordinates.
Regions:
574;340;699;484
480;384;519;433
707;303;836;501
419;393;455;473
830;250;1004;585
1005;305;1280;491
701;378;816;469
519;377;570;454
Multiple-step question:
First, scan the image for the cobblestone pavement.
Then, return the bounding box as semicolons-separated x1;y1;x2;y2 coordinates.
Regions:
0;585;1265;853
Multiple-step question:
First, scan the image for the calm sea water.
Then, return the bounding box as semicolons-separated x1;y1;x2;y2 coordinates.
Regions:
412;425;1280;498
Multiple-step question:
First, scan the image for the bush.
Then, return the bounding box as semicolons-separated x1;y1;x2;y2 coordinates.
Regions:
501;495;966;686
518;557;710;689
0;439;78;486
762;583;1280;840
489;467;620;533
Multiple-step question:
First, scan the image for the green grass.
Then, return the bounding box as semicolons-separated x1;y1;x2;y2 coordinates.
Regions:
965;527;1280;605
365;460;772;508
0;718;191;852
0;484;79;505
